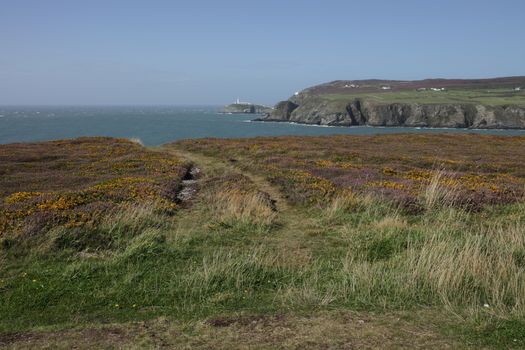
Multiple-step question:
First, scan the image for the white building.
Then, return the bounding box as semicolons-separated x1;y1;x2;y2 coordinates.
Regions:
234;98;251;105
381;86;391;90
515;87;522;91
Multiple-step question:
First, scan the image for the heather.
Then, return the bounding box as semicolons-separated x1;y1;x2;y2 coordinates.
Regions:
1;135;525;348
0;137;189;237
174;134;525;209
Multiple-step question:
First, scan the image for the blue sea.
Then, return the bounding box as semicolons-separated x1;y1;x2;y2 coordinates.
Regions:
1;106;524;146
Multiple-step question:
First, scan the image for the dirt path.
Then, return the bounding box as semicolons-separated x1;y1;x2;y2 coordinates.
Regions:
162;147;318;229
167;148;290;212
161;146;324;269
1;147;475;349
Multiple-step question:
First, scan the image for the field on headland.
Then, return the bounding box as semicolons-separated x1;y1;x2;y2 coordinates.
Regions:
322;88;525;107
1;134;525;348
264;77;525;130
298;77;525;107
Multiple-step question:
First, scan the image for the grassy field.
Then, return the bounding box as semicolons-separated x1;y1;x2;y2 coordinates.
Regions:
321;88;525;107
2;135;525;348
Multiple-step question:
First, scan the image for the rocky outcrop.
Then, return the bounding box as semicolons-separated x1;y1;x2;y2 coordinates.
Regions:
222;104;272;114
259;101;298;121
259;98;525;129
471;105;525;129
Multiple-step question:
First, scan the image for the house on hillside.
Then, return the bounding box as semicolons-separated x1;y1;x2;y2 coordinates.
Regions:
381;86;391;90
515;87;522;91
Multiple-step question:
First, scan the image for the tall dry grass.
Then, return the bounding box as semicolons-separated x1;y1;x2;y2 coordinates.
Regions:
103;203;160;233
420;169;459;210
208;189;277;229
404;221;525;316
128;137;144;146
276;181;525;319
277;220;525;318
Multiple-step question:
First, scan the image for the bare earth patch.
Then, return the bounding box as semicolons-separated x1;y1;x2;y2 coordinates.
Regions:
0;311;472;349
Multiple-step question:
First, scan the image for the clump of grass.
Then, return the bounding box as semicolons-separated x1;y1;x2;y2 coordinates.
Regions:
323;192;359;219
271;186;523;323
207;189;277;233
181;247;287;297
373;215;408;230
101;202;166;239
420;169;459;210
115;228;166;263
47;202;171;253
128;137;144;146
322;192;395;229
404;221;525;316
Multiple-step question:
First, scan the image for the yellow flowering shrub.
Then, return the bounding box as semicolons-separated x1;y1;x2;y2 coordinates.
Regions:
0;137;189;236
5;192;44;204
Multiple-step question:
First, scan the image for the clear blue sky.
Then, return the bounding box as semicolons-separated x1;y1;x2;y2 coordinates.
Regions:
1;0;524;105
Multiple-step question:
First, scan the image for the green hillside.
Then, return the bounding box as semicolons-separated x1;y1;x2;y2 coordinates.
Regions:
322;88;525;107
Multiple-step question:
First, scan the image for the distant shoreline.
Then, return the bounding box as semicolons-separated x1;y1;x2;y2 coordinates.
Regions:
250;118;525;132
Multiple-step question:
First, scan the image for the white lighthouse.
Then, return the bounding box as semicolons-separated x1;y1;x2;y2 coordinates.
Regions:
234;97;250;105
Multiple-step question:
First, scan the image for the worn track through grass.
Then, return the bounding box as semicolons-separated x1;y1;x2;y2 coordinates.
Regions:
165;148;289;211
162;147;320;268
154;147;473;349
1;144;500;349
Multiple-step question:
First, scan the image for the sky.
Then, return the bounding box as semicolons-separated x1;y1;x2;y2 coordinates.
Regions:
0;0;524;106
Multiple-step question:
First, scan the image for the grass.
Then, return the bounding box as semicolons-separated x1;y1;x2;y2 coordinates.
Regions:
322;88;525;107
0;311;471;349
174;134;525;210
2;135;525;348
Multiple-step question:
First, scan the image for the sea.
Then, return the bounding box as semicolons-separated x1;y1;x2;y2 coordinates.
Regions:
1;106;524;146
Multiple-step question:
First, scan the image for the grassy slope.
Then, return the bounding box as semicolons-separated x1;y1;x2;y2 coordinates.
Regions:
320;88;525;106
297;77;525;107
2;136;525;348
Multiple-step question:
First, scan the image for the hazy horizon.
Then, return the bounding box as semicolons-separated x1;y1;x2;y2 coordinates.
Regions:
1;0;524;106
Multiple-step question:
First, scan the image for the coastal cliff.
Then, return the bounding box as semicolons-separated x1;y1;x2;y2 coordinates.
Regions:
257;77;525;129
222;103;272;114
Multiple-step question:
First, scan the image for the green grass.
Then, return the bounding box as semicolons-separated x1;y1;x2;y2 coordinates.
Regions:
4;189;525;347
3;137;525;348
0;167;284;332
322;88;525;106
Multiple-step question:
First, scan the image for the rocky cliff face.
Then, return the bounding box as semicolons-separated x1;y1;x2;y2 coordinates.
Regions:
259;98;525;129
222;104;273;114
263;101;298;120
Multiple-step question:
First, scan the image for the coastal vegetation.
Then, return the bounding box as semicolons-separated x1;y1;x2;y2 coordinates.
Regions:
261;77;525;128
0;137;189;239
175;134;525;209
294;77;525;106
1;134;525;348
322;87;525;107
222;103;272;114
